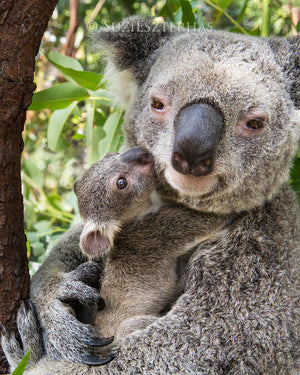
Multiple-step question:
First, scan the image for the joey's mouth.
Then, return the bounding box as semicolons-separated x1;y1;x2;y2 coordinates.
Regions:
164;165;218;197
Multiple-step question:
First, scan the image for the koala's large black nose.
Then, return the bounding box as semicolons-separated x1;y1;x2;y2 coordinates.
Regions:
120;147;154;165
172;103;223;177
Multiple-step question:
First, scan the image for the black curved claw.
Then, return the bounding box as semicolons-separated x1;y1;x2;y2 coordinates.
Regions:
82;353;116;366
89;336;114;347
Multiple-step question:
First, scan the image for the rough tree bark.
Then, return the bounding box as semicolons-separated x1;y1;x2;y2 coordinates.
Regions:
0;1;58;373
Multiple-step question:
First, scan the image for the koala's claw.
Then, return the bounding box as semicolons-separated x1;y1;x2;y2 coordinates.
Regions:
82;353;116;366
88;336;114;347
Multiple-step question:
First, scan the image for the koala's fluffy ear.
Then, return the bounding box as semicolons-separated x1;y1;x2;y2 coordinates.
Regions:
268;35;300;109
93;17;173;107
80;220;121;257
80;230;110;257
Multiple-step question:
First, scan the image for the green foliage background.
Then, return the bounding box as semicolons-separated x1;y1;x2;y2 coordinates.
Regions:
24;0;300;273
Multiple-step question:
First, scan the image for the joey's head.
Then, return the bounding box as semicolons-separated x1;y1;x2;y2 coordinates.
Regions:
74;147;155;257
94;17;300;214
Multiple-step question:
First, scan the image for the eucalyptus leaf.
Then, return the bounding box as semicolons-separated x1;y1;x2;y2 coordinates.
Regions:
88;88;113;106
23;159;44;188
159;0;176;21
180;0;196;27
46;52;102;90
12;350;30;375
29;83;89;111
98;111;123;158
47;51;84;71
47;102;78;151
86;105;107;165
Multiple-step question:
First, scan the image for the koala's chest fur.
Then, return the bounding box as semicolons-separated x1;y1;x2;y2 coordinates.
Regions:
95;246;179;338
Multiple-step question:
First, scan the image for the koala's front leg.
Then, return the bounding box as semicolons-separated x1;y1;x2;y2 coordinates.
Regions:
33;262;114;365
29;225;115;365
1;301;44;372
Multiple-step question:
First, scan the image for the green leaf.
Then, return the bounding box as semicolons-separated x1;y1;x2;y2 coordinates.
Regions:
29;83;89;111
46;52;102;91
47;102;78;151
86;104;106;166
98;111;123;158
12;350;30;375
25;230;31;254
159;0;176;21
180;0;196;27
31;241;45;257
88;88;113;106
47;51;84;71
218;0;233;10
23;159;44;188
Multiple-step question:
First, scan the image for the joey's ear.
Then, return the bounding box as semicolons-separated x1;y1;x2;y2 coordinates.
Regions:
80;230;110;257
93;17;174;106
268;35;300;108
79;220;121;257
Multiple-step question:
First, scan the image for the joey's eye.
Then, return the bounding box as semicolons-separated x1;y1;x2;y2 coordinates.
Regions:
151;97;164;110
116;177;128;190
245;118;265;130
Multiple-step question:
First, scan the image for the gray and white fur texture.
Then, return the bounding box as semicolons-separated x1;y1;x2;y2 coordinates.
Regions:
2;17;300;375
74;147;230;345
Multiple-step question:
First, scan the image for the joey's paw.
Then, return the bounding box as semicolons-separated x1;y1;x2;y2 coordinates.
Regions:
57;261;103;308
69;261;103;288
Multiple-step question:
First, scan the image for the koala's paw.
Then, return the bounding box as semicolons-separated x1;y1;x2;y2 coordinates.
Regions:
1;300;43;372
45;298;115;365
58;261;103;307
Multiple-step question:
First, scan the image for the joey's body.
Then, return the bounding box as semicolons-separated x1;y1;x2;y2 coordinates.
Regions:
74;148;229;342
2;17;300;375
96;208;225;340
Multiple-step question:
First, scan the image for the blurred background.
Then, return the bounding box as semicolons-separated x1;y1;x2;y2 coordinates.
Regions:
23;0;300;272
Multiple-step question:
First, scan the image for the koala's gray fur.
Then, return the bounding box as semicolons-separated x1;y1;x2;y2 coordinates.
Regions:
74;148;229;343
2;17;300;375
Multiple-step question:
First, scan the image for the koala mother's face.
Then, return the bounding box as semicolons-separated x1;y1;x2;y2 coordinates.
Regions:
96;19;300;214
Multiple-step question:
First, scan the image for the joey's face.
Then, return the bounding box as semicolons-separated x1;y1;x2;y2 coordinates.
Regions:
124;32;300;213
75;147;156;225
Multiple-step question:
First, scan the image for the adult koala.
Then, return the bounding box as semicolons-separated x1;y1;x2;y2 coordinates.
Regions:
2;17;300;375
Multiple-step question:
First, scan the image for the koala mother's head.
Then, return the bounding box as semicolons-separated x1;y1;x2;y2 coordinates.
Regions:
95;17;300;214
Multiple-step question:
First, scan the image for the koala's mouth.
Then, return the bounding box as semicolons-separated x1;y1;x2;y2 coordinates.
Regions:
164;165;218;197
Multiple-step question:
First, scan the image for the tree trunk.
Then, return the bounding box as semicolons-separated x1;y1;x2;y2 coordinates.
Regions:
0;1;58;373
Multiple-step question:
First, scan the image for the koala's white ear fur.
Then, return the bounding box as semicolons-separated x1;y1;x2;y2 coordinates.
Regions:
102;60;138;108
80;220;120;257
93;16;173;107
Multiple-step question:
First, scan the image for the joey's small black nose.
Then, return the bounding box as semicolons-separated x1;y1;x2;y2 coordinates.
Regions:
120;147;154;165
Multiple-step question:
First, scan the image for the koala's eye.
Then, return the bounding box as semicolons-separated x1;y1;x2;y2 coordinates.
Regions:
116;177;128;190
236;114;267;138
245;118;266;130
151;97;164;110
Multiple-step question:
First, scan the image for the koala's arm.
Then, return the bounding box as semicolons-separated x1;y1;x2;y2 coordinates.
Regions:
21;187;300;374
29;224;112;364
118;205;233;258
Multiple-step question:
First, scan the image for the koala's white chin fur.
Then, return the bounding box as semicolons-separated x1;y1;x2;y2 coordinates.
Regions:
165;166;217;197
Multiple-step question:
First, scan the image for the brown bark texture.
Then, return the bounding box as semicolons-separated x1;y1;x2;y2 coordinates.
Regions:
0;0;58;372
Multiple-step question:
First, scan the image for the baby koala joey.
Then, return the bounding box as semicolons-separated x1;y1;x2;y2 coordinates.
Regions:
74;147;156;258
74;147;233;346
